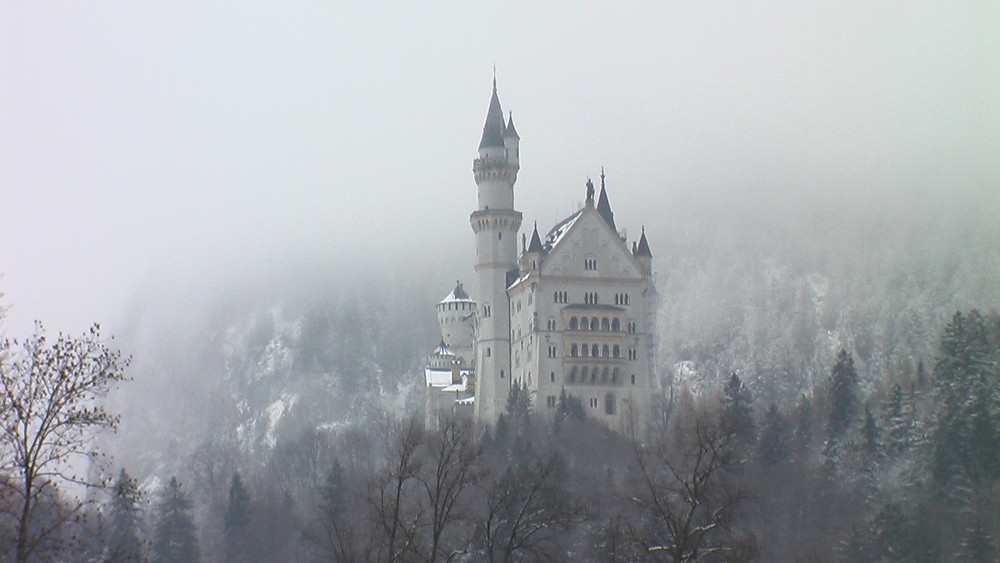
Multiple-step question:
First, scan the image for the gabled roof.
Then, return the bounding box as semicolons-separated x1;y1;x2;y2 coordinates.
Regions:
635;228;652;258
543;209;583;251
478;82;506;149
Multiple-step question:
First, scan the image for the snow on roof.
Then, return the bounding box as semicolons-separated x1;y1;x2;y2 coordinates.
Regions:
430;341;455;358
543;208;583;251
440;281;474;304
456;396;475;405
424;368;473;388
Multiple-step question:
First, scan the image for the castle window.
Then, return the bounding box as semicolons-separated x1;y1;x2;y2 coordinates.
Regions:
612;319;620;332
631;374;636;385
570;344;578;357
627;321;637;334
584;258;598;270
605;393;616;415
548;318;556;331
570;367;577;382
589;398;599;408
628;348;637;361
546;396;557;408
591;344;599;357
602;345;610;358
591;370;597;384
601;318;610;331
498;232;502;240
550;371;556;383
581;345;588;358
548;345;557;358
500;370;505;379
590;317;598;331
612;367;620;383
613;345;621;358
581;367;588;382
569;317;578;331
486;347;491;358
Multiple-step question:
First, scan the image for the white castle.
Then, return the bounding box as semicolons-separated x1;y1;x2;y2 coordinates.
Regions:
425;80;656;438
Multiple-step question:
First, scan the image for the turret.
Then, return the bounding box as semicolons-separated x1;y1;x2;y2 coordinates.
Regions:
596;169;616;233
437;281;476;365
470;78;523;425
520;222;543;272
634;227;653;276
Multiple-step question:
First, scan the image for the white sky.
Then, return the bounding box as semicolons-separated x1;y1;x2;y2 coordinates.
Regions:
2;2;998;337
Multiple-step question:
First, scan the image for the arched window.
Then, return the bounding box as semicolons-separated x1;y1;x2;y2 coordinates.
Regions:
570;317;578;330
569;367;577;382
580;367;588;381
605;393;616;415
591;370;598;383
613;345;621;358
550;372;555;383
591;344;599;357
602;367;609;381
590;317;599;331
612;367;620;383
602;345;610;358
570;344;578;357
581;344;588;357
611;318;620;332
601;318;610;331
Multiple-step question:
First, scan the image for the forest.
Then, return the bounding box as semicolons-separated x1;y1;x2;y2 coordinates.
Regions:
2;210;999;561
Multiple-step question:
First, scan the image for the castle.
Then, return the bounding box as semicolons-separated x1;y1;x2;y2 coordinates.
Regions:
425;80;656;438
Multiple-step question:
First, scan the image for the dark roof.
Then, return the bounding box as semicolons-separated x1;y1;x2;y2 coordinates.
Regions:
504;112;519;139
451;281;470;300
635;228;652;258
527;222;543;252
478;83;506;149
596;185;616;232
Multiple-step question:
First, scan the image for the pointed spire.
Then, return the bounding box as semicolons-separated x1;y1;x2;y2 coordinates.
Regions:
504;111;519;139
635;226;652;257
527;222;543;252
479;77;506;149
596;170;616;232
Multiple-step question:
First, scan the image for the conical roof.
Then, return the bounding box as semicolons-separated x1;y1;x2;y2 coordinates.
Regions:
441;281;473;303
635;228;652;257
527;222;543;252
596;186;616;232
504;112;519;139
478;81;506;149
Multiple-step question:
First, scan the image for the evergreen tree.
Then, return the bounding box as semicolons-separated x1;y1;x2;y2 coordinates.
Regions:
223;471;251;563
793;394;813;453
882;383;909;455
757;404;790;466
152;477;199;563
106;468;143;562
504;378;532;423
930;311;1000;484
827;349;859;444
720;372;755;445
860;404;881;473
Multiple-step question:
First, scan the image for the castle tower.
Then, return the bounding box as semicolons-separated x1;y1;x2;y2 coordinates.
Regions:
471;79;522;425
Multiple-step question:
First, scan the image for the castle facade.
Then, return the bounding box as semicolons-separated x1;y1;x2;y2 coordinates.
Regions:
425;81;656;438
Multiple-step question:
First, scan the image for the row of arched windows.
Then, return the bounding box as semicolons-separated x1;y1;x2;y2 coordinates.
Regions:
569;343;622;359
568;365;622;385
568;316;621;332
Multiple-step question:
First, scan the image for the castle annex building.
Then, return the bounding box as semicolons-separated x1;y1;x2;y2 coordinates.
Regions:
425;81;656;438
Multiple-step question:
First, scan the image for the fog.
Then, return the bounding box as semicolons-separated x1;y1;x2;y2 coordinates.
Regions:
2;2;997;339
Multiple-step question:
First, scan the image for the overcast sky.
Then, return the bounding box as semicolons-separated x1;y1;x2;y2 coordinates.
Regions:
2;2;998;337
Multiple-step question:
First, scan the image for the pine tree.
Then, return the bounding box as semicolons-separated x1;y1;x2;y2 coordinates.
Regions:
106;468;143;562
827;349;859;444
720;373;755;445
860;404;880;473
882;383;909;455
152;477;199;563
930;310;1000;484
757;404;790;466
223;471;251;563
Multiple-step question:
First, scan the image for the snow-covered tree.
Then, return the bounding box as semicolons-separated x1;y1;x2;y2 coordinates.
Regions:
106;469;143;562
152;477;199;563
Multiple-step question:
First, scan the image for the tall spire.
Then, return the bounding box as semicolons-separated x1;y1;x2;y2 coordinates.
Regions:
504;111;519;139
635;226;652;257
527;221;543;252
596;169;616;232
479;76;506;149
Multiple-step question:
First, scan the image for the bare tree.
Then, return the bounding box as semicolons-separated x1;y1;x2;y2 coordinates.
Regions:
366;416;425;562
0;323;129;562
417;417;483;562
479;452;587;562
630;419;753;562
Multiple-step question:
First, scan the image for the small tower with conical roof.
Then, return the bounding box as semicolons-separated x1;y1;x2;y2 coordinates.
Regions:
471;78;523;425
436;281;476;366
